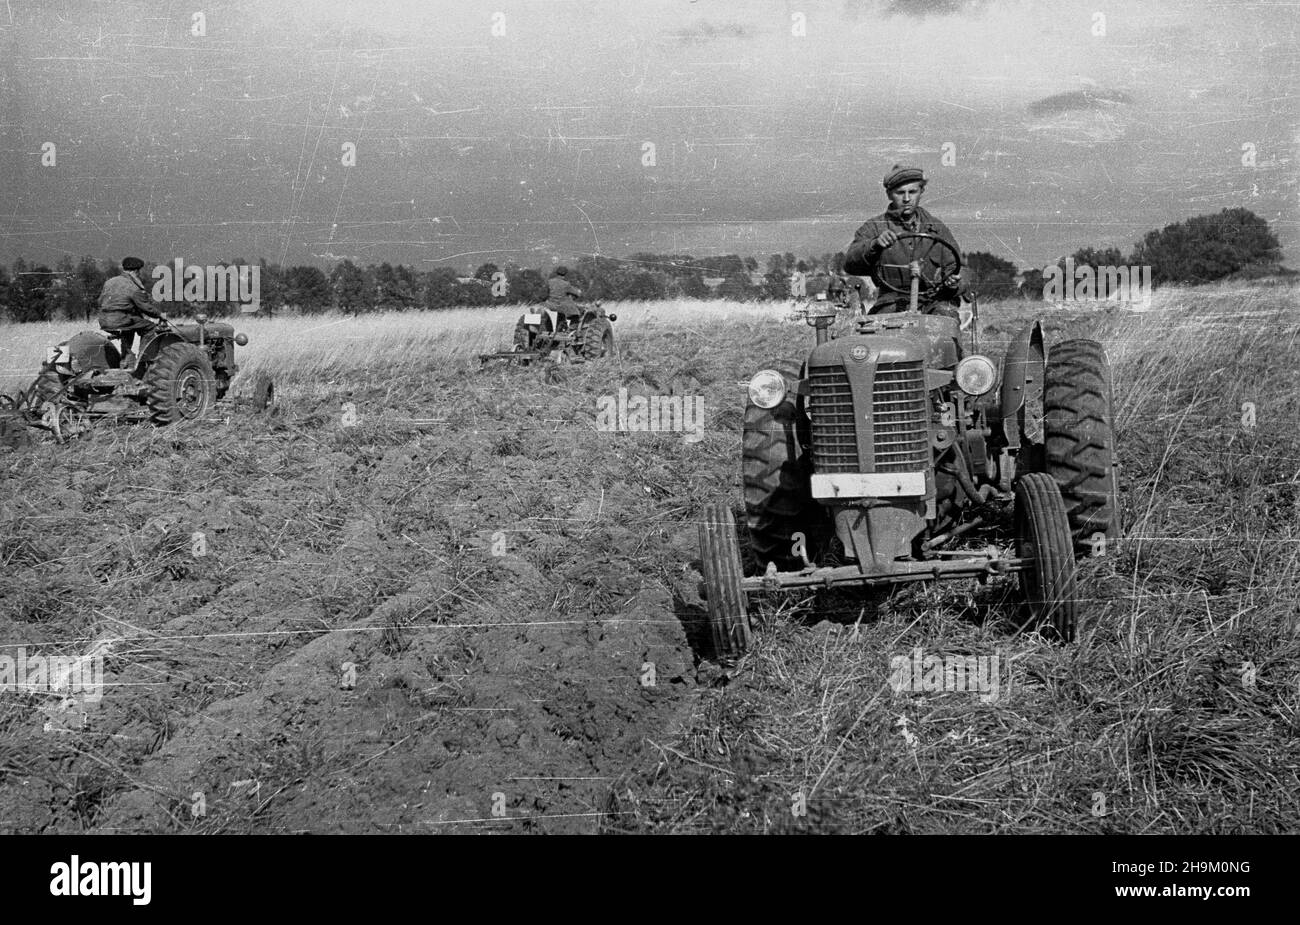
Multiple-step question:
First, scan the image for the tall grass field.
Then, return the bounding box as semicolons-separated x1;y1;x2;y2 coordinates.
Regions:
0;280;1296;833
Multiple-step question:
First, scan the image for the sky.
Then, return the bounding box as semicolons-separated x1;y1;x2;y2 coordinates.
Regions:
0;0;1296;274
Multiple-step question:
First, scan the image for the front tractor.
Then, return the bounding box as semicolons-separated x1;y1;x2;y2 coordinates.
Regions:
699;233;1118;660
2;312;272;441
480;303;616;366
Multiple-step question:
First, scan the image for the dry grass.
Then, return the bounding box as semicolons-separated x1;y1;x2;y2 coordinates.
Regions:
0;281;1296;833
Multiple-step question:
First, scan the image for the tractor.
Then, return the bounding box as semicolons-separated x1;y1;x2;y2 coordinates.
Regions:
699;232;1118;660
0;311;272;442
480;302;616;366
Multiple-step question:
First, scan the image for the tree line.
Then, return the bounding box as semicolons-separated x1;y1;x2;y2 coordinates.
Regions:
0;208;1286;322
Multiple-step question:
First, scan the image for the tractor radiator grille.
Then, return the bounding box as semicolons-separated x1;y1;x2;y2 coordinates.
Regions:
807;365;859;472
873;361;929;471
807;361;929;474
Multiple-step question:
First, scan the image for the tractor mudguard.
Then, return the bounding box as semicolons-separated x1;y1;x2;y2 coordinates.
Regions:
65;331;119;373
137;331;186;369
999;320;1045;450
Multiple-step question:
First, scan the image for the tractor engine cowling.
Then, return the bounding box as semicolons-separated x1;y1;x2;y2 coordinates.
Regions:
805;332;934;570
805;334;931;497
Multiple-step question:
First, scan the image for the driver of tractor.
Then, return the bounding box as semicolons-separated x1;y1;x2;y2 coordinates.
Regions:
546;266;583;329
98;256;164;368
843;164;965;319
825;273;847;306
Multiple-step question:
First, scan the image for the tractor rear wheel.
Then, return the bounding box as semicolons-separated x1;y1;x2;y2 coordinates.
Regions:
1014;473;1079;641
580;317;614;360
145;343;215;425
743;362;827;570
699;503;750;662
1044;339;1118;554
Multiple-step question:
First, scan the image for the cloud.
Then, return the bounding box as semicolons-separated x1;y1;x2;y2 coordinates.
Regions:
1028;88;1134;117
667;20;755;44
1024;87;1134;145
880;0;994;16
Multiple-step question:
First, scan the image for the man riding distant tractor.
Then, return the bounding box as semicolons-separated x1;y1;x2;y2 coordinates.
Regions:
480;264;616;366
546;266;584;328
0;253;270;439
98;256;164;368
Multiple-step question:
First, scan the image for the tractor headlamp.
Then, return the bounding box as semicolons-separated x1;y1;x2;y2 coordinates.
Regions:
747;369;788;409
955;355;996;396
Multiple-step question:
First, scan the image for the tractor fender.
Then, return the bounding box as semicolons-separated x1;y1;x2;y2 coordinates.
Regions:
138;331;188;369
999;320;1045;449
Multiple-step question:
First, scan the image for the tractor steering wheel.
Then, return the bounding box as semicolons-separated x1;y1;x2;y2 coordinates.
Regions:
873;232;963;297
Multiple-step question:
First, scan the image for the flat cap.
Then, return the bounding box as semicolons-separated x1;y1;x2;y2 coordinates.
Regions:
883;164;926;191
121;256;144;271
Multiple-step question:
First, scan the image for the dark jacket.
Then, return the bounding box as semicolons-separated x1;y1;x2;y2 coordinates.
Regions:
547;276;582;303
98;272;160;329
844;205;962;311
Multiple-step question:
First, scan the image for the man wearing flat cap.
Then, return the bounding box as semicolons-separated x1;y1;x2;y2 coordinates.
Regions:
844;164;964;317
98;257;164;368
547;265;584;328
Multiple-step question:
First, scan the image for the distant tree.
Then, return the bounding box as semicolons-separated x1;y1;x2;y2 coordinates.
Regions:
76;255;106;321
680;273;709;299
622;271;665;300
373;262;416;310
284;265;331;314
0;265;12;318
1131;208;1282;285
330;260;366;313
423;267;460;309
718;270;756;301
473;261;500;282
743;256;758;272
964;251;1019;300
452;280;493;306
256;259;285;318
50;256;81;320
509;267;548;303
9;260;55;322
762;268;789;299
1067;246;1125;272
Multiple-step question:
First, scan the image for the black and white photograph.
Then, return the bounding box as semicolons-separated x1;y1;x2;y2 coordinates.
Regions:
0;0;1295;881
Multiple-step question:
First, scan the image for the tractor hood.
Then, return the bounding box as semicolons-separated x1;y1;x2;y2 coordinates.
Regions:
824;312;960;369
172;322;236;341
807;333;925;369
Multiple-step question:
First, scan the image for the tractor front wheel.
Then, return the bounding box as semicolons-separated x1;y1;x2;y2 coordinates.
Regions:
699;503;750;662
145;343;215;425
1014;473;1079;641
743;362;828;570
